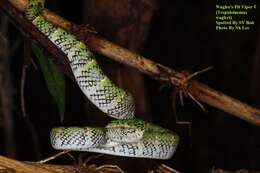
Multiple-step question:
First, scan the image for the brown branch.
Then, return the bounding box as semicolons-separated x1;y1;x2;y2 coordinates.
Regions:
1;0;260;126
1;155;257;173
210;168;258;173
0;154;125;173
0;155;180;173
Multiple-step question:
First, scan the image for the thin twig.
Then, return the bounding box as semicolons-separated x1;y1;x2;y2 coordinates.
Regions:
38;150;71;164
157;164;181;173
82;154;104;166
21;38;31;117
96;165;125;173
21;64;27;116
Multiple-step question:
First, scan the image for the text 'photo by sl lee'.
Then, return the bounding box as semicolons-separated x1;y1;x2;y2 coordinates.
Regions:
216;2;257;31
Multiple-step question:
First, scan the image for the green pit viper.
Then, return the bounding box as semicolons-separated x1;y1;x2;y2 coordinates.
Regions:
25;0;179;159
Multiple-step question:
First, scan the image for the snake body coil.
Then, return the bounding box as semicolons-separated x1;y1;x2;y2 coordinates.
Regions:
25;0;179;159
51;119;179;159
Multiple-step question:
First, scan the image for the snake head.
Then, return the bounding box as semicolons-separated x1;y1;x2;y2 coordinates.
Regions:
105;119;147;143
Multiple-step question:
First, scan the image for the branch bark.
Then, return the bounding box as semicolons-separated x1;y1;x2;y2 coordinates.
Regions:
210;168;258;173
1;0;260;126
0;154;125;173
0;154;181;173
0;155;254;173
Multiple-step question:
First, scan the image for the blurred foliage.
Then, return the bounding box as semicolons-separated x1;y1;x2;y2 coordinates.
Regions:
32;43;65;122
0;104;3;128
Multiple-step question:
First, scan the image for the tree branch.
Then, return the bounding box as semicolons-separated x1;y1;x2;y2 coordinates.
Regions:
0;154;254;173
0;154;125;173
0;154;183;173
1;0;260;126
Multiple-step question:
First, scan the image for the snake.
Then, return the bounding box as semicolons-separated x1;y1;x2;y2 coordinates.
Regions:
25;0;179;159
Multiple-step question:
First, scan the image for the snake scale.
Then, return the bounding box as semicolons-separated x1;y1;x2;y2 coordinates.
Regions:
25;0;179;159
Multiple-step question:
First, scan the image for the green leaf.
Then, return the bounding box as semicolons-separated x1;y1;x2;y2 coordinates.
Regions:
32;43;65;122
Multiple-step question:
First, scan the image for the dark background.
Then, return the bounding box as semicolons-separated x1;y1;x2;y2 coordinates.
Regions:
0;0;260;172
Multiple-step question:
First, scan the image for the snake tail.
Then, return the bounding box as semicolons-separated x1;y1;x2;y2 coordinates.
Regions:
25;0;135;119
